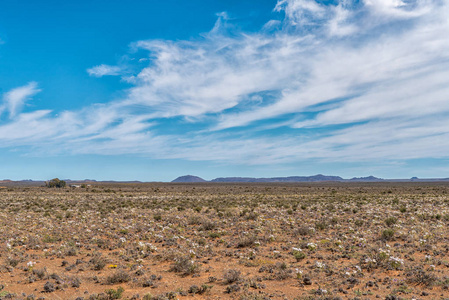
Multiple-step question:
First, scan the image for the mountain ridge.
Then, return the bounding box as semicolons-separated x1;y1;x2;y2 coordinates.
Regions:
172;175;449;183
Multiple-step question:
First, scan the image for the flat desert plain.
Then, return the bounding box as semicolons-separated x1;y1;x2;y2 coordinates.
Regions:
1;182;449;300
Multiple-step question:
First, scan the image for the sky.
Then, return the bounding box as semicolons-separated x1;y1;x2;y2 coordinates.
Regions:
0;0;448;181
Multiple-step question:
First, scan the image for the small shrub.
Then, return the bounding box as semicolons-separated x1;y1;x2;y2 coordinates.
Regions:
354;219;364;227
188;215;203;225
70;276;81;288
188;284;211;294
65;247;77;256
245;212;259;220
293;251;306;261
382;228;395;241
90;254;107;270
406;269;438;287
225;284;241;293
106;270;130;284
142;294;153;300
6;257;20;267
199;220;216;231
385;217;397;227
208;232;221;239
223;269;241;284
315;221;327;231
43;281;55;293
170;256;200;276
237;235;256;248
105;286;124;299
295;226;311;236
32;268;47;280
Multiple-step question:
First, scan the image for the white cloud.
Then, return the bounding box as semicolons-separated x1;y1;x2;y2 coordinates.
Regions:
275;0;326;26
1;82;41;118
0;0;448;169
87;64;122;77
327;4;357;36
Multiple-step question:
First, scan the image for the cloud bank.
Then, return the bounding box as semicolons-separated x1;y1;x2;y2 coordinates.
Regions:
1;0;448;168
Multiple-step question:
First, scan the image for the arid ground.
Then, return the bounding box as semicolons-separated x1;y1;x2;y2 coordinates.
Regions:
1;182;449;300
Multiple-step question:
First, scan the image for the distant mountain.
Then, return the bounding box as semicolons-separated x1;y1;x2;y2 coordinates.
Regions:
211;174;344;182
172;175;207;183
349;176;384;182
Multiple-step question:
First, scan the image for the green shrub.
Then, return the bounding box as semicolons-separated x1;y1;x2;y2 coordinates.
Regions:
382;228;395;241
105;286;124;299
293;251;306;261
385;217;397;227
46;178;66;188
315;221;327;230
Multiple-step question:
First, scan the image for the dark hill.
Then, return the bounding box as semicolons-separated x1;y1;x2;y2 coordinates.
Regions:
349;176;384;182
210;174;344;183
172;175;207;183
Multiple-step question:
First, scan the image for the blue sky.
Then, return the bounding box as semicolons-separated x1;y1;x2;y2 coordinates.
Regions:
0;0;448;181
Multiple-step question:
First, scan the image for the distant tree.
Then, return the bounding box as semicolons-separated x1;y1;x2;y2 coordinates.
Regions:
46;178;66;188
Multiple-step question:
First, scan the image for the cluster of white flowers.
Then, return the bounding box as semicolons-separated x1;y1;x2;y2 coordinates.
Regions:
27;261;36;268
315;261;325;269
379;248;390;254
307;242;317;251
119;237;126;243
389;256;404;268
317;288;327;294
365;257;376;263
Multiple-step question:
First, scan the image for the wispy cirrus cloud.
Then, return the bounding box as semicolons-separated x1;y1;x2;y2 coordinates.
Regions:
87;64;122;77
0;82;41;119
0;0;448;171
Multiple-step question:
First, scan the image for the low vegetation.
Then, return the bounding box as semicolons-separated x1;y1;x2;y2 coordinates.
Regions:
0;182;448;299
